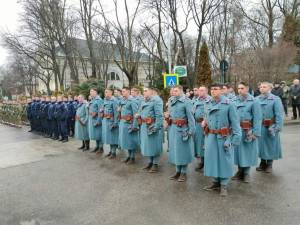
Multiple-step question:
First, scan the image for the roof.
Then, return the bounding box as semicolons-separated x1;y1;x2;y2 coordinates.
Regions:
56;38;150;62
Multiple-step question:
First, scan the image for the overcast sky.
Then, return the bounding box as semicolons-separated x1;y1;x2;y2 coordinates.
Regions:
0;1;22;66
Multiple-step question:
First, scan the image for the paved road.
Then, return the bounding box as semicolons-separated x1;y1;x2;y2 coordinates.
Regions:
0;124;299;225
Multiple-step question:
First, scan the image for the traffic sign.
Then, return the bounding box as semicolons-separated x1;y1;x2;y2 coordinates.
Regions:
163;74;179;88
220;59;229;72
174;65;187;77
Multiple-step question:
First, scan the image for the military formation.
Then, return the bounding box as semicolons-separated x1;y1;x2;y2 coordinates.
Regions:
23;82;284;197
26;95;77;142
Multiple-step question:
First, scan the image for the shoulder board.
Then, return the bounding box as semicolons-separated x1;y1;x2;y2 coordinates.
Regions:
221;99;230;104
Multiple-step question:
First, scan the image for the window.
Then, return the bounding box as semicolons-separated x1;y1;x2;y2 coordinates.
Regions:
108;72;120;81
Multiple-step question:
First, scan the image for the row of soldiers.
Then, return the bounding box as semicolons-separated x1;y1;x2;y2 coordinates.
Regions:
69;82;283;197
26;96;78;142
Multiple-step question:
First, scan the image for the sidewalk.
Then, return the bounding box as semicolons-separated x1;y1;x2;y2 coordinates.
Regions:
284;107;300;126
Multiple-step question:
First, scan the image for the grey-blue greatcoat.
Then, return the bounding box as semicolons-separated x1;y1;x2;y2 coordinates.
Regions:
193;95;211;157
138;96;163;157
118;96;139;150
75;103;89;140
102;97;119;145
168;96;195;165
257;93;284;160
88;96;103;141
234;94;262;167
204;96;242;178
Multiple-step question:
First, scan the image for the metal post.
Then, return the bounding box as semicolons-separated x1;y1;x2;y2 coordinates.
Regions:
167;13;172;74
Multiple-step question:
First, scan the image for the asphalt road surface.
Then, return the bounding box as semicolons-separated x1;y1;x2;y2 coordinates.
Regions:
0;124;299;225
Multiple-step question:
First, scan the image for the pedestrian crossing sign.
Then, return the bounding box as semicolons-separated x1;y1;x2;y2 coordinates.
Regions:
163;74;179;88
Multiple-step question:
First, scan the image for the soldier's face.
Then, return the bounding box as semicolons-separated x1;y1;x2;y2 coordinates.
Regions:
122;89;130;97
198;87;207;97
78;96;84;102
238;85;248;95
211;87;222;98
222;86;229;95
260;84;271;94
143;88;152;98
105;90;112;98
90;89;97;97
193;88;198;96
173;88;182;97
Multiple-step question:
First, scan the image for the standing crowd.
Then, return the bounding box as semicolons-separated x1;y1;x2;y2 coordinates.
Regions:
26;81;285;197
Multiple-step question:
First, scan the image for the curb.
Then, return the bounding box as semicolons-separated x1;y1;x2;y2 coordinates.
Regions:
284;120;300;126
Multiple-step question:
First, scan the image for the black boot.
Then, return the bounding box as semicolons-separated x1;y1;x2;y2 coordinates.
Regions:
62;137;68;143
97;147;104;154
90;147;100;153
105;152;112;158
195;162;204;172
169;172;180;180
203;182;221;191
78;141;85;150
232;169;243;180
108;153;116;159
142;163;153;171
84;140;90;151
256;160;267;171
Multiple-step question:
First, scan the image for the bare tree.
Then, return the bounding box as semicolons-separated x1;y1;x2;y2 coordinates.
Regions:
98;0;143;86
237;0;282;48
79;0;97;78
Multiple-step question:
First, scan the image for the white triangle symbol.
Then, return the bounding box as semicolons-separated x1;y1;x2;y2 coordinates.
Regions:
169;79;175;86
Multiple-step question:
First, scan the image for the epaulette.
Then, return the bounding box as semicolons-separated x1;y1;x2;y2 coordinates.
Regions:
221;98;230;104
267;95;275;100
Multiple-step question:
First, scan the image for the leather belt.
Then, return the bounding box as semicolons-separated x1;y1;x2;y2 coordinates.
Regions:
103;114;113;119
262;118;274;127
142;117;155;125
206;127;231;136
171;118;187;127
240;120;252;129
121;115;133;123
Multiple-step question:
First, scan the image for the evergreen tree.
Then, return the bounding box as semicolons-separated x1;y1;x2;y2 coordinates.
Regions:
197;42;212;87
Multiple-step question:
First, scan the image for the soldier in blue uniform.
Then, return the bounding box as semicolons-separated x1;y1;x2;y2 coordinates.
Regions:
131;87;143;108
256;82;284;173
191;87;199;104
232;82;262;183
118;87;139;164
39;97;46;135
35;96;42;133
164;87;175;153
54;96;69;142
193;86;211;172
43;97;51;137
222;83;236;101
202;83;241;196
75;95;90;151
26;98;33;132
66;96;76;137
168;85;195;182
88;88;104;153
136;87;163;173
152;88;165;156
114;89;123;104
48;96;58;140
101;88;119;159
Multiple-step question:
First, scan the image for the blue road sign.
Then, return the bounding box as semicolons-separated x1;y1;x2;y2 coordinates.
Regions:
163;74;179;88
